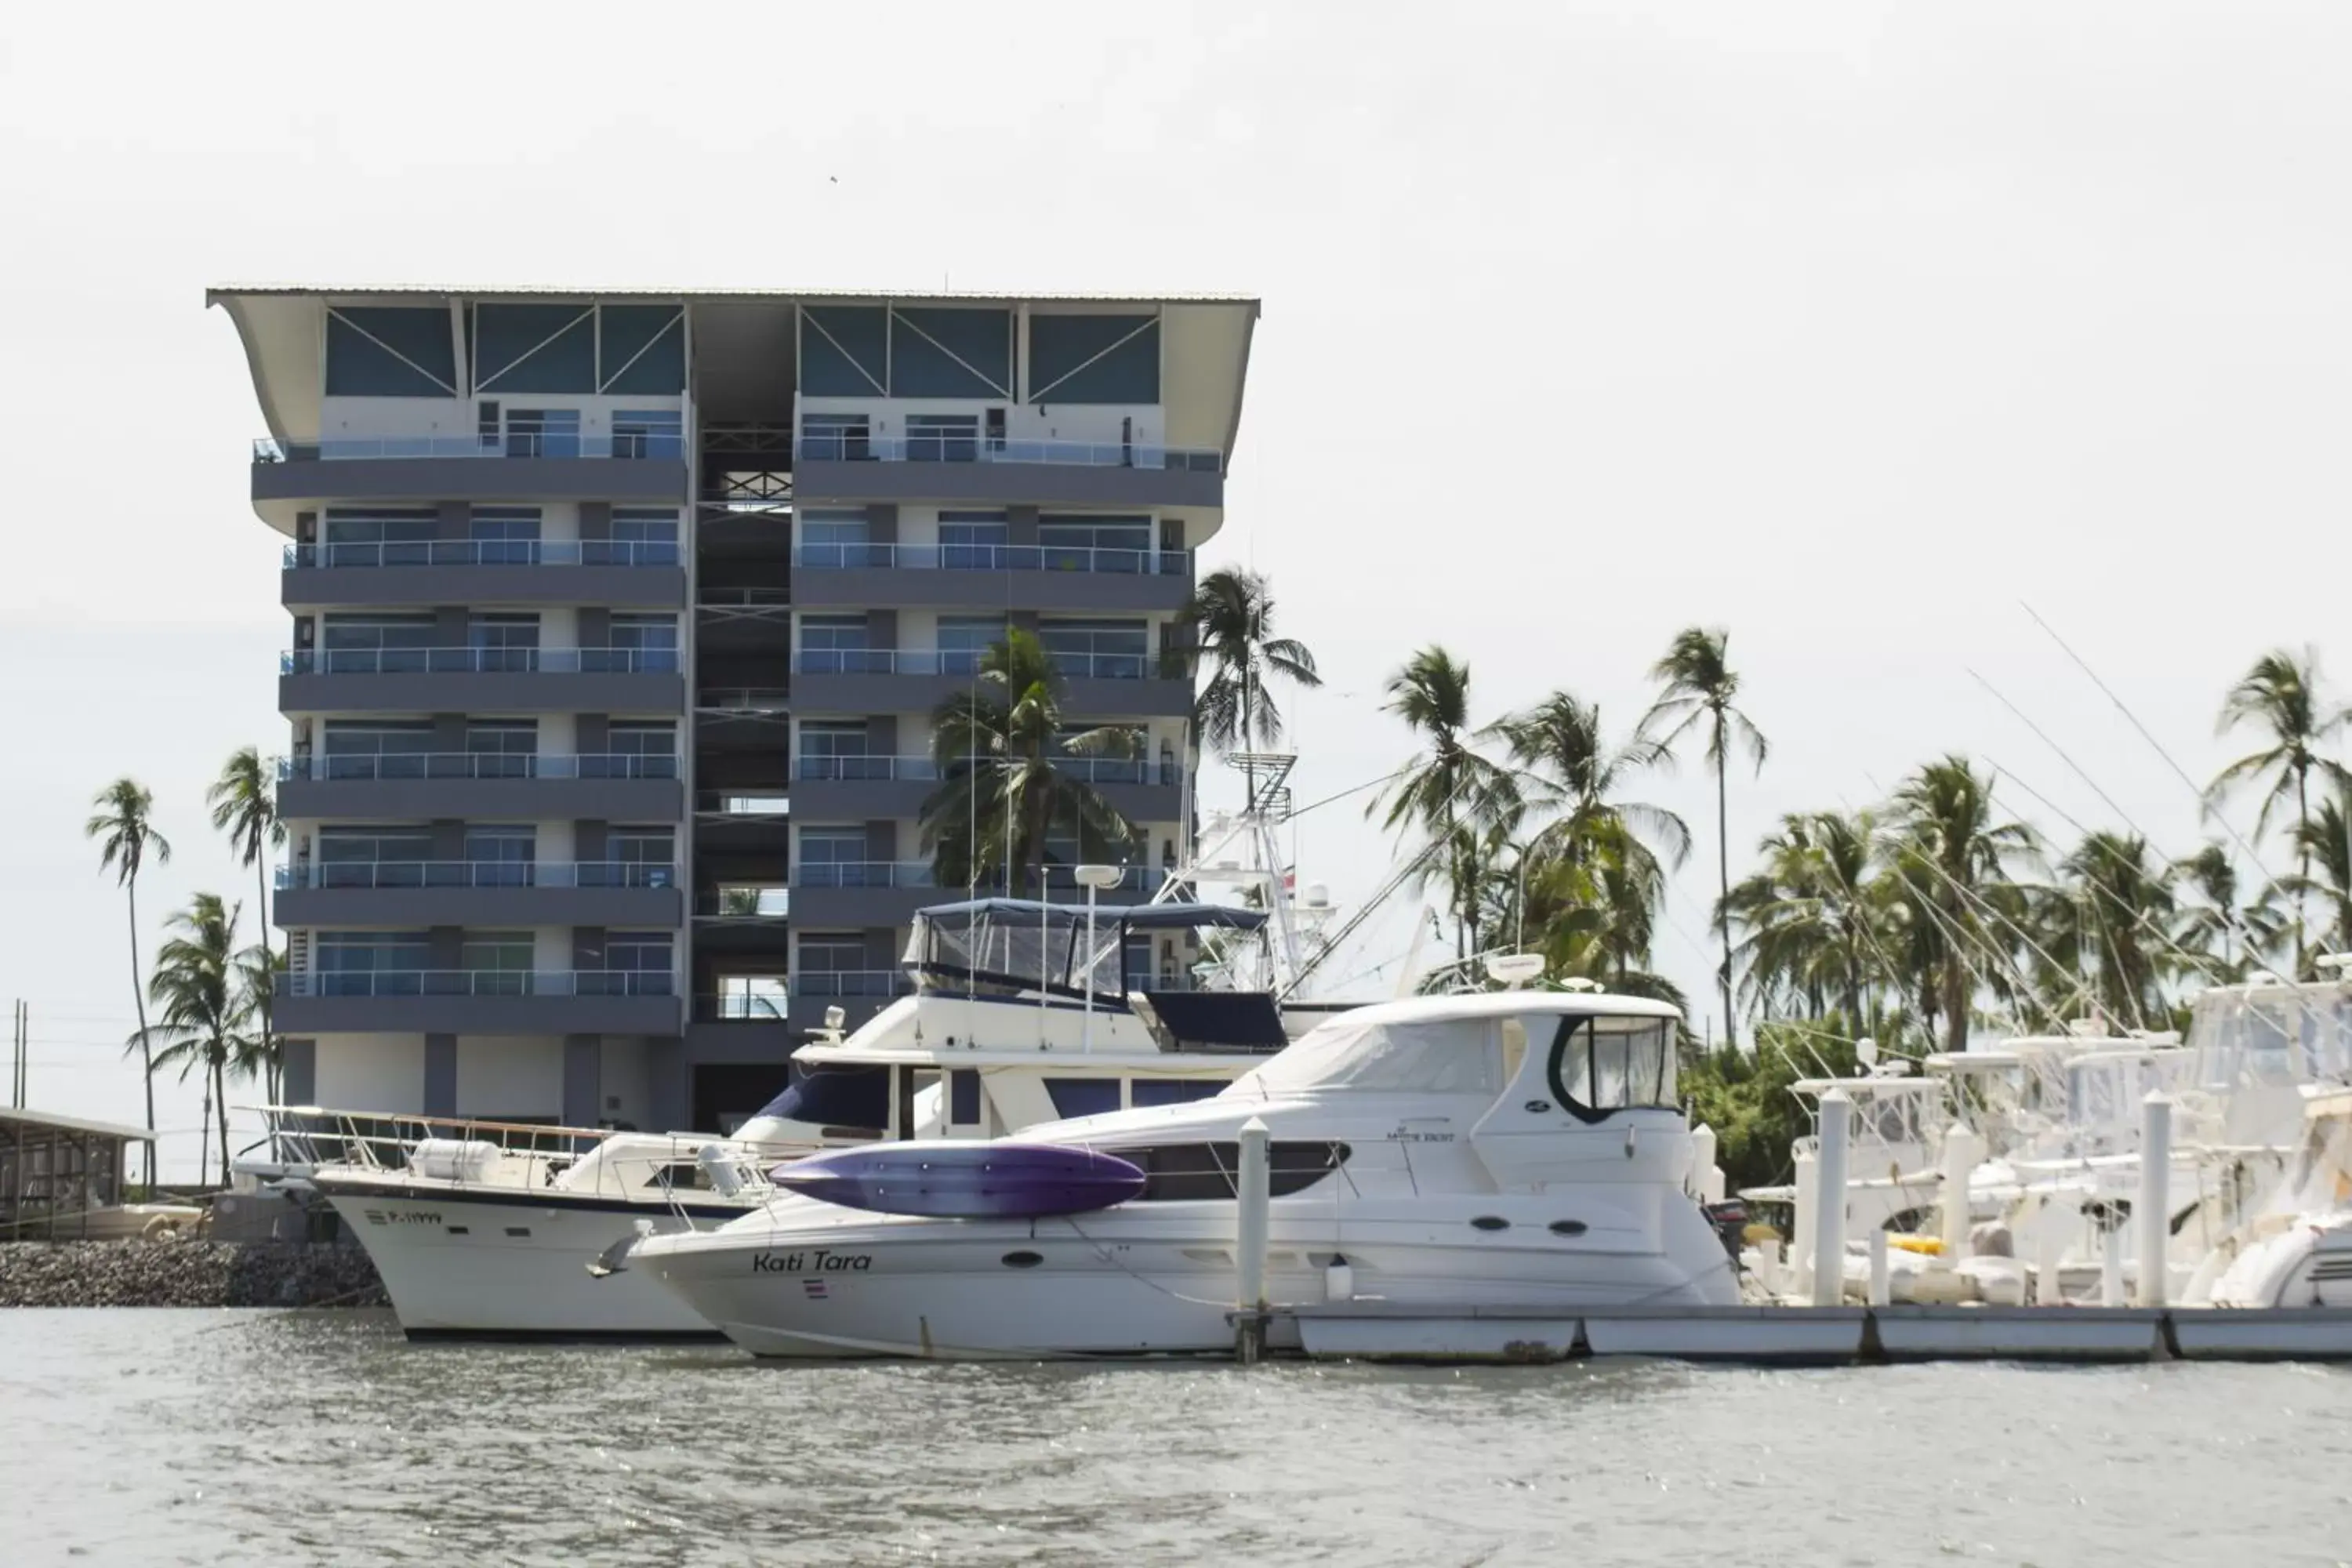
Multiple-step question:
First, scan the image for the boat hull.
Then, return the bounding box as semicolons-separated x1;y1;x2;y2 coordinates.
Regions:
322;1186;739;1338
637;1200;1739;1359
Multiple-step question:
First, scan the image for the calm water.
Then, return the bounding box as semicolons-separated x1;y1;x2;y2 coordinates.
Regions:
5;1311;2352;1567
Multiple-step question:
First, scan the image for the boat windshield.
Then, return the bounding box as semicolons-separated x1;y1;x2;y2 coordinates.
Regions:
1229;1008;1677;1118
904;898;1269;1003
753;1065;889;1134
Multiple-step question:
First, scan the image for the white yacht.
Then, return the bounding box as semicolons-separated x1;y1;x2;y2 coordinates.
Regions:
630;989;1743;1359
289;897;1320;1338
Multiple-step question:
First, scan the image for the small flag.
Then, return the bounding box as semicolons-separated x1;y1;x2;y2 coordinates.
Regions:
1281;866;1297;894
803;1278;829;1300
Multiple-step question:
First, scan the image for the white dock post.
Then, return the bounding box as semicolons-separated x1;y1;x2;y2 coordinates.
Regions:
1940;1122;1981;1263
1791;1149;1819;1299
2101;1221;2126;1306
1813;1088;1850;1308
2136;1093;2173;1309
1690;1123;1724;1203
1756;1237;1783;1297
1234;1115;1271;1363
1867;1227;1891;1306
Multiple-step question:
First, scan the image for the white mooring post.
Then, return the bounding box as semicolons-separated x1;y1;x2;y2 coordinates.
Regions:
1791;1149;1819;1299
1235;1115;1272;1363
1867;1227;1891;1306
1689;1123;1723;1203
2135;1093;2173;1309
2035;1206;2067;1306
1940;1122;1982;1263
2101;1221;2126;1306
1812;1089;1851;1307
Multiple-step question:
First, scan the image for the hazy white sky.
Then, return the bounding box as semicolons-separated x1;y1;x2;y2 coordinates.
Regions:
3;2;2348;1175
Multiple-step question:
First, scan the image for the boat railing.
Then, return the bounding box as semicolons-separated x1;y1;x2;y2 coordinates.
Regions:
238;1104;617;1178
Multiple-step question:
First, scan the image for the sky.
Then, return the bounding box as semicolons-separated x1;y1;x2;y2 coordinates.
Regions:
2;2;2348;1178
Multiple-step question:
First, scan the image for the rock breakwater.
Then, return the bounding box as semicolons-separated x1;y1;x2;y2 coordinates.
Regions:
0;1241;386;1308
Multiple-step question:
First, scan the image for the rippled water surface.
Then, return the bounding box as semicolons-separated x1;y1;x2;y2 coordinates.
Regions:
7;1310;2352;1566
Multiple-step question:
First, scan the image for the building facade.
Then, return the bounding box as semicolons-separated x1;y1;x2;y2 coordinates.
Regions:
212;289;1259;1133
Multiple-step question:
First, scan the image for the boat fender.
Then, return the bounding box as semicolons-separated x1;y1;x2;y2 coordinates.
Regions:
1325;1257;1354;1301
696;1144;745;1197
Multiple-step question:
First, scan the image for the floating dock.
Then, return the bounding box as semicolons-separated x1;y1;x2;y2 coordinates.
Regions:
1272;1301;2352;1365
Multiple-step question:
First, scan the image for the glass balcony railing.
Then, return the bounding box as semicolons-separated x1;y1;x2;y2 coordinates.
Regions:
792;543;1192;576
254;434;684;463
278;753;678;782
789;648;1155;680
277;861;677;891
282;647;681;676
793;755;939;782
278;969;676;999
793;862;936;890
696;688;792;713
285;540;681;569
792;969;913;999
793;432;1220;473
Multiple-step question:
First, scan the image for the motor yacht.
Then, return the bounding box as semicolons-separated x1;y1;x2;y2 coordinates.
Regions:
630;989;1744;1359
280;895;1323;1338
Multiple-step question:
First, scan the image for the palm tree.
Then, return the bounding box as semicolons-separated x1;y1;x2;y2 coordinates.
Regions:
1178;567;1321;810
1643;627;1768;1048
1370;647;1519;964
2282;789;2352;961
920;630;1138;896
2207;648;2349;975
2034;832;2177;1031
2171;844;2285;982
129;894;258;1187
1887;755;2040;1055
1720;810;1886;1029
208;747;283;1101
86;779;169;1180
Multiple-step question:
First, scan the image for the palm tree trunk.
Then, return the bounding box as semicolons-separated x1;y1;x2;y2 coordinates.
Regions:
1715;740;1735;1050
254;856;277;1106
2296;762;2312;978
1240;666;1256;812
1941;950;1968;1056
212;1056;231;1186
127;877;156;1186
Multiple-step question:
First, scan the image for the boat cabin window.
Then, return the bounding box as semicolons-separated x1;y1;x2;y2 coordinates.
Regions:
645;1160;713;1190
756;1065;889;1137
1115;1141;1351;1201
1044;1077;1122;1120
1548;1014;1679;1124
1131;1079;1225;1109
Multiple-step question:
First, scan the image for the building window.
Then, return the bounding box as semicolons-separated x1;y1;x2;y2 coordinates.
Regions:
612;408;682;461
597;931;674;995
607;509;681;567
465;720;537;779
1039;619;1148;681
459;931;535;993
799;510;873;569
314;931;433;994
316;827;432;886
469;613;542;673
797;827;869;884
321;615;437;673
469;506;543;565
798;615;872;673
505;408;582;459
938;511;1008;570
905;413;978;464
1040;516;1152;574
319;721;435;779
797;721;872;779
463;826;535;885
597;722;677;780
607;829;676;887
795;933;871;993
938;616;1007;676
321;508;436;568
800;412;871;461
605;615;680;673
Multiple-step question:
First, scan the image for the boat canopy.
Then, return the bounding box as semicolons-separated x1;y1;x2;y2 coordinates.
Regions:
906;897;1269;1003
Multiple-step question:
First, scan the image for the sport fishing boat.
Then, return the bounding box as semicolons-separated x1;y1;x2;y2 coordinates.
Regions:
630;989;1743;1358
286;895;1318;1338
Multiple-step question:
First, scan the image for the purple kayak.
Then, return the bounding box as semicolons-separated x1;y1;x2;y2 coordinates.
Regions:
768;1142;1145;1218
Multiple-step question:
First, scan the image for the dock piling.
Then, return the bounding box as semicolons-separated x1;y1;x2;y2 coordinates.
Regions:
1812;1089;1851;1308
2136;1094;2173;1309
1234;1115;1271;1364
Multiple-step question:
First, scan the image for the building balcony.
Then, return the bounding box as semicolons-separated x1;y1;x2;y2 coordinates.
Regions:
272;970;683;1037
788;650;1189;720
789;753;1181;824
276;752;683;821
251;434;687;512
793;433;1221;510
273;861;683;930
281;539;684;611
278;647;684;715
792;543;1194;614
787;862;1163;927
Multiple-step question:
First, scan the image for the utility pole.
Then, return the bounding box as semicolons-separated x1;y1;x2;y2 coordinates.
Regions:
12;1000;24;1108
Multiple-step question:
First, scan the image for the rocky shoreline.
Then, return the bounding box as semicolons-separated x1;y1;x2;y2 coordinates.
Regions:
0;1240;387;1308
